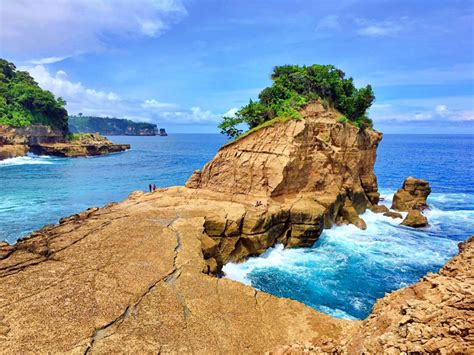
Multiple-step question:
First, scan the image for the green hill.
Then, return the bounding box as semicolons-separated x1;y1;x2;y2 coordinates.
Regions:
69;116;158;136
0;59;68;131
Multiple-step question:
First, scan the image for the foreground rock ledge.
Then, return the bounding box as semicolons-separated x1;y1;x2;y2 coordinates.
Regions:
0;190;472;353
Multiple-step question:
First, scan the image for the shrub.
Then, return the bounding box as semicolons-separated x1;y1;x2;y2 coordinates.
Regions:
219;64;375;138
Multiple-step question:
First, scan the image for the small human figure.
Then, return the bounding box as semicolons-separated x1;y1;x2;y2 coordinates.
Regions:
153;184;157;191
255;200;262;207
149;184;152;192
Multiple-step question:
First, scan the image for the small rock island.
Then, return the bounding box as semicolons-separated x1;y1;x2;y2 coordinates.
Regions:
0;59;129;161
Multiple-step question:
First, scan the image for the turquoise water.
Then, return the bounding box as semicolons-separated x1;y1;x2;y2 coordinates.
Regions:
0;134;227;243
1;134;473;320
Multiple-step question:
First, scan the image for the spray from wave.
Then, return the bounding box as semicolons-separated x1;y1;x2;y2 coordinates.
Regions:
223;196;472;320
0;154;56;166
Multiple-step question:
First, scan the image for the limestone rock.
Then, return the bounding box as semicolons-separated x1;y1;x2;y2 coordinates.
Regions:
401;210;429;228
340;200;367;230
383;211;403;219
370;204;389;214
392;177;431;211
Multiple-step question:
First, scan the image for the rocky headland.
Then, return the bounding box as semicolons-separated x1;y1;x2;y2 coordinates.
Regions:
0;103;472;353
69;116;165;136
0;125;130;160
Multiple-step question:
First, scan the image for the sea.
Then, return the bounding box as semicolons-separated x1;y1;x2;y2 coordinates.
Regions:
1;134;473;320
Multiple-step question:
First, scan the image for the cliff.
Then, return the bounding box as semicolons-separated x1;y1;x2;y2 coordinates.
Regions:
69;116;161;136
0;125;129;160
0;103;471;353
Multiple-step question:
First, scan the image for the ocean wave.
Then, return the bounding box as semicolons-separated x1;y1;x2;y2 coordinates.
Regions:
0;154;56;166
223;203;468;320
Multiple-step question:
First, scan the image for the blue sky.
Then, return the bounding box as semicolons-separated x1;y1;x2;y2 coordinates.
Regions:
1;0;473;133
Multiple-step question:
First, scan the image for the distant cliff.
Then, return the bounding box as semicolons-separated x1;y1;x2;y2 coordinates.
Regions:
69;116;163;136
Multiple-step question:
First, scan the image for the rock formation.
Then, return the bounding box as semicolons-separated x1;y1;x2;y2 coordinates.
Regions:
0;103;472;353
391;177;431;227
402;209;429;228
68;116;159;136
0;125;129;160
392;176;431;211
184;103;383;267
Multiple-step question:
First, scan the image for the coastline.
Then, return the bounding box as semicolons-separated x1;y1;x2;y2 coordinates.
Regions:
1;187;471;353
1;105;472;352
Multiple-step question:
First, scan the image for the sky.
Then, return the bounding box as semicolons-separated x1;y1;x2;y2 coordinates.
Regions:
0;0;473;134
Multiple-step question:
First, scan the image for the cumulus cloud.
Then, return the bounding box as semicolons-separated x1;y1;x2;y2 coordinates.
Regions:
25;65;120;116
141;99;177;110
24;64;227;125
370;99;474;123
355;18;405;37
0;0;187;56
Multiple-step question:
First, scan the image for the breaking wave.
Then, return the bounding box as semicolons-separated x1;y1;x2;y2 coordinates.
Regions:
223;195;473;320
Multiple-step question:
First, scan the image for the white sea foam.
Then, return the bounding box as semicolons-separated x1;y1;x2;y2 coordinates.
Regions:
0;154;56;166
223;200;468;319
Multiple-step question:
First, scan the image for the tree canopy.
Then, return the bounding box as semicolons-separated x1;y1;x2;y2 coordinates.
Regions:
219;64;375;138
0;59;68;131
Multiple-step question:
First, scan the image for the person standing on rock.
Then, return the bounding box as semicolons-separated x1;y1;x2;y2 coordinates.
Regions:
149;184;152;193
153;184;156;192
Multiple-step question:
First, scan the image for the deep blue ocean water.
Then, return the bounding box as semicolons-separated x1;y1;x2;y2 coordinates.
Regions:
1;134;473;320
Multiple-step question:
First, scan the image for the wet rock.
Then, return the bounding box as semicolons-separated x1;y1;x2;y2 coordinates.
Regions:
392;177;431;211
383;211;403;219
370;204;389;214
401;210;429;228
341;200;367;230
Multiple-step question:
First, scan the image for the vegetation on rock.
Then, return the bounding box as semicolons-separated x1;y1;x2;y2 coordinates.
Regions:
0;59;68;131
69;115;158;136
219;64;375;138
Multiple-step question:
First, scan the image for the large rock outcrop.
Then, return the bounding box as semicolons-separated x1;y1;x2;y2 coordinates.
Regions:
186;103;382;265
0;189;472;353
0;125;129;160
1;103;472;353
392;176;431;211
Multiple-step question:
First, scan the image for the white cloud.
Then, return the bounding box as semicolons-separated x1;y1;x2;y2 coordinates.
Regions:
355;18;406;37
25;65;120;114
370;98;474;123
0;0;187;56
142;99;177;110
23;64;226;125
223;107;239;117
435;104;449;117
316;15;340;31
29;56;71;65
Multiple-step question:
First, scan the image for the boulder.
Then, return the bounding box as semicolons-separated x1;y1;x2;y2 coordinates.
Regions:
391;177;431;211
401;209;428;228
340;200;367;230
370;204;389;214
383;211;403;219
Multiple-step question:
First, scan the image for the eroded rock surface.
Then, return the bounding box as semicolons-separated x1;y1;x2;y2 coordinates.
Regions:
402;209;429;228
1;104;472;353
392;176;431;211
0;125;129;160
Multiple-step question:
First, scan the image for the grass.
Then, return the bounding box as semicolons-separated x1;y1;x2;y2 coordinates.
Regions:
223;115;296;147
66;132;95;141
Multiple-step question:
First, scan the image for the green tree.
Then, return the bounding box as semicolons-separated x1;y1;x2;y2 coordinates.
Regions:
0;58;68;131
219;64;375;138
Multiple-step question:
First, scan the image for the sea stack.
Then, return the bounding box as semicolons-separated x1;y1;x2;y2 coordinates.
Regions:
392;177;431;227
